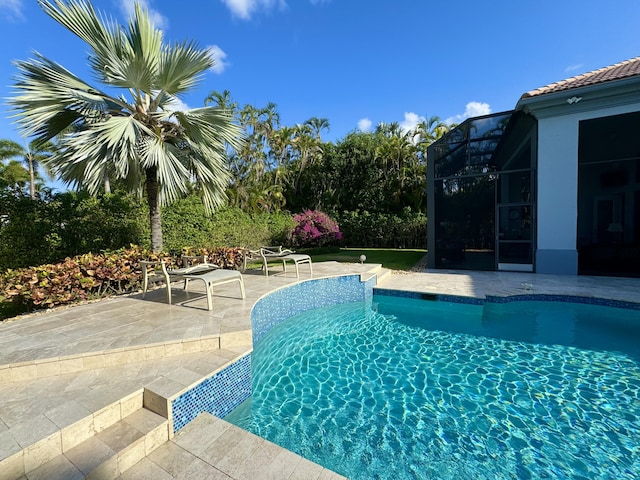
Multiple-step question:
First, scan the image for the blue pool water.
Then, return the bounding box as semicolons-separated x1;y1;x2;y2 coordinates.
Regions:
225;295;640;479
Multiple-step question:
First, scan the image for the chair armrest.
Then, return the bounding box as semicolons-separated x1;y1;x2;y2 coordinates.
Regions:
181;255;209;267
260;247;283;258
169;264;217;275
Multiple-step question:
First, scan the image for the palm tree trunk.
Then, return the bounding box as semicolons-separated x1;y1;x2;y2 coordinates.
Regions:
146;166;163;252
28;157;36;200
103;170;111;194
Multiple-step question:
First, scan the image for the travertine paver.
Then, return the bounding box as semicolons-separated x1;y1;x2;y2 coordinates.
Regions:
3;261;640;479
121;413;346;480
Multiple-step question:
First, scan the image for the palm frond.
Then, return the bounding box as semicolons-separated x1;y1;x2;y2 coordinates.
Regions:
39;1;129;85
10;52;129;140
153;43;213;104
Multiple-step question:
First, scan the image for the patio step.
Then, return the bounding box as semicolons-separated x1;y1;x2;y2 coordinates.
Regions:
1;390;146;480
376;267;392;283
0;335;225;385
15;408;168;480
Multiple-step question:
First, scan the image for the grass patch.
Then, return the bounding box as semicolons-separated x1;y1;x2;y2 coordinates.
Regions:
307;247;426;271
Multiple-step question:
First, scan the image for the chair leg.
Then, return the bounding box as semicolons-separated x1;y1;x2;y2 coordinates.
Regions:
166;283;172;305
238;277;246;299
205;282;213;311
142;272;149;299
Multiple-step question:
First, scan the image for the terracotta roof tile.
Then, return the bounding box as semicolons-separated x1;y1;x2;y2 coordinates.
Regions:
521;56;640;98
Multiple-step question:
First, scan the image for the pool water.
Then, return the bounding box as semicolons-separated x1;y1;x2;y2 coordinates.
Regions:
225;296;640;479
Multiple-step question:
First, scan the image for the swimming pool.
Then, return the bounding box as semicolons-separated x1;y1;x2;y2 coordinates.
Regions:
225;293;640;479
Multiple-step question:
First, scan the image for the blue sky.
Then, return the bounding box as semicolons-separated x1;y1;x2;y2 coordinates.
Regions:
0;0;639;146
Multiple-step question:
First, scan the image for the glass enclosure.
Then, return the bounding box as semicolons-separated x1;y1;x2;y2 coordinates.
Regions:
428;112;536;271
577;111;640;276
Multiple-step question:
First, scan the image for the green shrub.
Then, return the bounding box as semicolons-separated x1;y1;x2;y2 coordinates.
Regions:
0;191;146;270
336;209;427;249
161;201;296;252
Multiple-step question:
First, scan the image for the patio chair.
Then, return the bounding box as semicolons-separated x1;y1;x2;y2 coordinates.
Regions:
140;256;245;310
259;246;312;278
241;248;261;272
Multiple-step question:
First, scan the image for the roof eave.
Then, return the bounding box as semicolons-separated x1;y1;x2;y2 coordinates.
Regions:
515;76;640;115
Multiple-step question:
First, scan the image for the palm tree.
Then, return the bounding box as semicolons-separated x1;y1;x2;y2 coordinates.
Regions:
9;0;243;252
0;160;31;195
304;117;330;140
204;89;238;114
0;139;53;199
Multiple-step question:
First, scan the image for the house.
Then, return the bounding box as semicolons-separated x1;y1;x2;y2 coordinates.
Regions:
427;57;640;276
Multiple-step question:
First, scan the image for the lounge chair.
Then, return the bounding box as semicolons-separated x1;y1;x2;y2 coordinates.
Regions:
140;256;245;310
259;246;312;278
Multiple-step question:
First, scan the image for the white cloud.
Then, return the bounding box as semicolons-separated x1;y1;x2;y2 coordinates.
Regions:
445;101;492;125
358;118;372;132
400;112;424;134
565;63;584;73
0;0;24;21
221;0;286;20
166;95;190;111
207;45;229;74
118;0;168;29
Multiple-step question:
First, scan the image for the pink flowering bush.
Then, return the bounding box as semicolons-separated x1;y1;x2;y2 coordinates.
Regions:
291;210;343;247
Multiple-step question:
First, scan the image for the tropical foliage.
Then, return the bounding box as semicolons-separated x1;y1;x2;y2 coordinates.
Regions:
291;210;342;248
9;0;243;252
0;245;246;315
2;0;453;295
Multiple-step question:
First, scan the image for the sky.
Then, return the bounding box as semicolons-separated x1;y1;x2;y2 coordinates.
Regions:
0;0;639;148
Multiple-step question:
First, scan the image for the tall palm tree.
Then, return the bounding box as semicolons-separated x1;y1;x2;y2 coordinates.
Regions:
304;117;330;140
0;139;53;199
9;0;243;251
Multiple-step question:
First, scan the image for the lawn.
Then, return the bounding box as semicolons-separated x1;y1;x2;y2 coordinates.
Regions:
307;247;427;271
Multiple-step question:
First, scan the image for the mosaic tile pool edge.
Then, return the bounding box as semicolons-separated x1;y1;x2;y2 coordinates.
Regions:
374;288;640;310
171;353;252;433
170;274;375;433
251;274;375;345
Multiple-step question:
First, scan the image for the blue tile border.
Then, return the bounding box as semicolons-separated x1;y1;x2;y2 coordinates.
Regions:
374;287;640;310
171;354;252;433
485;294;640;310
373;288;484;305
251;275;372;346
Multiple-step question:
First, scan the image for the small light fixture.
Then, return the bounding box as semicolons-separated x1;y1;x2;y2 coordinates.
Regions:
359;254;366;264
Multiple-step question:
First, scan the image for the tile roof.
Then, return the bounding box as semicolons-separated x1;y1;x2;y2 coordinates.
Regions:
521;56;640;98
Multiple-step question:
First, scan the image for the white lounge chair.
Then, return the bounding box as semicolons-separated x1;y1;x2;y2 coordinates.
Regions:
140;256;245;310
259;246;312;278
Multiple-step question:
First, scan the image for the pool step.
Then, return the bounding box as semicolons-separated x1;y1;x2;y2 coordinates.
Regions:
17;408;168;480
376;267;392;283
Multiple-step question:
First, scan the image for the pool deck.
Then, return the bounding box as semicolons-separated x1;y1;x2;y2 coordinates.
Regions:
1;262;640;479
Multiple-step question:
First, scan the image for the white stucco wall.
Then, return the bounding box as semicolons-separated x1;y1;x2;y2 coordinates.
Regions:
537;116;579;251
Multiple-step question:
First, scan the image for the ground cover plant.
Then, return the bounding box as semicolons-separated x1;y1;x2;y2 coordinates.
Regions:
0;245;245;320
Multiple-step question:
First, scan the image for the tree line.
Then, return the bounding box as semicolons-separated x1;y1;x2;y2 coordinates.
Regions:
0;0;452;263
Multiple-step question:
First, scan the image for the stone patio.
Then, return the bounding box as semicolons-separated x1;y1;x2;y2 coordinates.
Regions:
1;261;639;479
